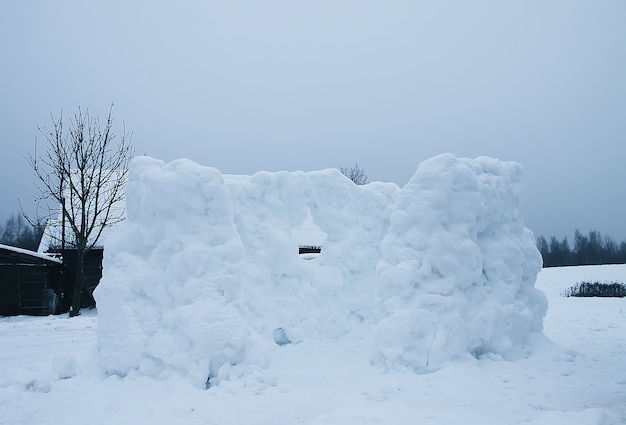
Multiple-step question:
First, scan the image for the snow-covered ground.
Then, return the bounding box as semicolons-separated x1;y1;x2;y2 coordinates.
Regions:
2;155;625;424
1;264;625;425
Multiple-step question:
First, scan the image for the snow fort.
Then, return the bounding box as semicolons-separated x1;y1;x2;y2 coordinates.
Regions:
95;153;547;387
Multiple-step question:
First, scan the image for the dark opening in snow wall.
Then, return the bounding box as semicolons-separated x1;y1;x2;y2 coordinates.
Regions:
95;153;546;387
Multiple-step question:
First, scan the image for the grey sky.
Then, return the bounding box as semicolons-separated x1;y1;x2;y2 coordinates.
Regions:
2;1;625;242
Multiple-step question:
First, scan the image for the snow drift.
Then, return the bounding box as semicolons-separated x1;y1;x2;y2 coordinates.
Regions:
95;153;546;387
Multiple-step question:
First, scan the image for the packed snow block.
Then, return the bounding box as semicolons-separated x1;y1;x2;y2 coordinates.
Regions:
96;157;396;386
95;158;259;387
95;153;546;386
374;154;547;372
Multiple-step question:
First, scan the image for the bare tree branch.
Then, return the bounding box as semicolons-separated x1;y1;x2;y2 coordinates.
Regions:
340;163;368;185
27;104;134;316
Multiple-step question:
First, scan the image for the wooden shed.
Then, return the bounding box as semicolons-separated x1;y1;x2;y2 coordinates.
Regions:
0;244;64;316
46;248;103;312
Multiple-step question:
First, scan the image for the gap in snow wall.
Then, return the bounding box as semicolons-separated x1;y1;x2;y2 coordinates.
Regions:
95;153;547;387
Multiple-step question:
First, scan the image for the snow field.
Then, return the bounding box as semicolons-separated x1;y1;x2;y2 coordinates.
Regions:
1;265;625;424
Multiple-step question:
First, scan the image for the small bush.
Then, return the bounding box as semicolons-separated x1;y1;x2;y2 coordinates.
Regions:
562;281;626;297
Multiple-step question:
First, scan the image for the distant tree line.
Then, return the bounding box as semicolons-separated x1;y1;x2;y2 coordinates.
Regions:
0;214;45;251
536;230;626;268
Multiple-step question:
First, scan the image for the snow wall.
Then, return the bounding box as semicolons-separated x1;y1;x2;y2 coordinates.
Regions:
95;153;547;387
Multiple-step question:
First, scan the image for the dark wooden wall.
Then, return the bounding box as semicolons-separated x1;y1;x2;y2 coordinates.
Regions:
0;251;63;316
48;249;103;312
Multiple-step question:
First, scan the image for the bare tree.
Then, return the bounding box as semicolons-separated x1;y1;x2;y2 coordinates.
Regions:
340;163;368;185
28;105;134;316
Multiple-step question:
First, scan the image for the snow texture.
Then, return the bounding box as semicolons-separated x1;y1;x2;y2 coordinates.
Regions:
4;265;625;425
95;153;546;387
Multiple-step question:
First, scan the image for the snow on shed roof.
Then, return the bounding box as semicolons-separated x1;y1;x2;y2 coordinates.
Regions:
0;244;63;264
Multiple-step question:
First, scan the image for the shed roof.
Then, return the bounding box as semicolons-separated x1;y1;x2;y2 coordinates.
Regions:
0;244;63;265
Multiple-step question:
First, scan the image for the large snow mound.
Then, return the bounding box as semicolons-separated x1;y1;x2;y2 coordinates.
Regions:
95;153;546;387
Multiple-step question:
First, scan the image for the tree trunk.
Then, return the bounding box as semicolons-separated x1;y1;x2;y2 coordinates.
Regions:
69;247;85;317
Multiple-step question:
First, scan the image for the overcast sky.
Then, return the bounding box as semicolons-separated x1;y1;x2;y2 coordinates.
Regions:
2;1;625;242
